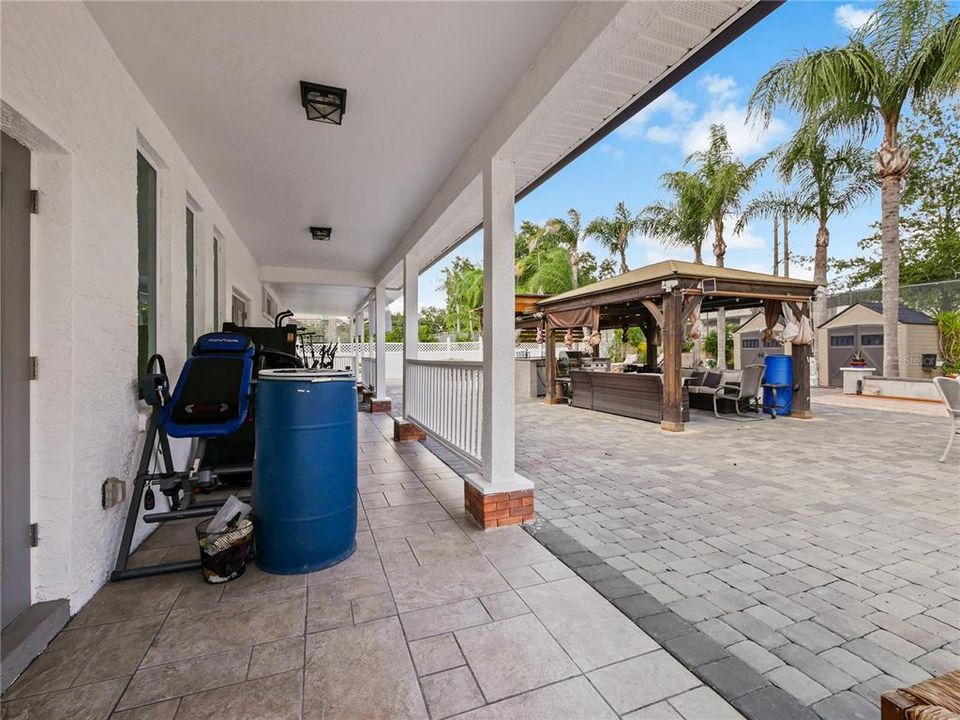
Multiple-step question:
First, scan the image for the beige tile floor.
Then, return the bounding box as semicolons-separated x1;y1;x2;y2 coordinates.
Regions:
1;411;743;720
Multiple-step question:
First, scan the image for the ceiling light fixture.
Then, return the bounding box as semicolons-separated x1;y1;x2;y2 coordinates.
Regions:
300;81;347;125
310;226;332;242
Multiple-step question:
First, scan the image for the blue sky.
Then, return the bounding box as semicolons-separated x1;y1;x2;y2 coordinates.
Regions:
416;1;889;309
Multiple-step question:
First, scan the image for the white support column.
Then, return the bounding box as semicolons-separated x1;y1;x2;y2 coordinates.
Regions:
352;312;361;375
476;156;531;497
402;252;419;416
374;281;388;401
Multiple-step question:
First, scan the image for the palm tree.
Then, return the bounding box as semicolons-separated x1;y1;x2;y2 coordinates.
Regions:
690;124;767;268
637;171;711;264
518;245;574;295
544;209;588;289
781;128;874;328
689;124;765;368
441;258;484;338
585;201;642;274
748;0;960;376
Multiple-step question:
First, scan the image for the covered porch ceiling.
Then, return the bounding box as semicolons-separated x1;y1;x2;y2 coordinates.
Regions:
87;1;777;317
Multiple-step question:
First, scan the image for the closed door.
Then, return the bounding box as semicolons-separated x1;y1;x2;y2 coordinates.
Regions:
827;329;856;386
1;132;32;627
740;332;784;368
827;325;883;387
858;325;884;372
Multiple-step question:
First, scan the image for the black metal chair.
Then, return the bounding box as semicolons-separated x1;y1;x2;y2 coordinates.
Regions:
711;364;764;419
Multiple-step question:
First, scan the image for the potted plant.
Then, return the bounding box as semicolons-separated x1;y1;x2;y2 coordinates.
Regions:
849;351;868;368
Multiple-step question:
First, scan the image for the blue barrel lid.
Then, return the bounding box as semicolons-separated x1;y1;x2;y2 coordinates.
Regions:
258;369;355;382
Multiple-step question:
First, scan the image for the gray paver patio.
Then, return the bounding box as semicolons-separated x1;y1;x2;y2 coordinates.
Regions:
1;408;743;720
515;392;959;719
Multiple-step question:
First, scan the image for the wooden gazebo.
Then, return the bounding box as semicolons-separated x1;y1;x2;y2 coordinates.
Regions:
518;260;820;431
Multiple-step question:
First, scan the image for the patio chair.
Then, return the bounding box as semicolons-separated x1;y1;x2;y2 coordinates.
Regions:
933;376;960;462
711;364;764;419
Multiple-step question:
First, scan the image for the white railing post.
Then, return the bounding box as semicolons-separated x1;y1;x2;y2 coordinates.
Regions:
403;252;419;417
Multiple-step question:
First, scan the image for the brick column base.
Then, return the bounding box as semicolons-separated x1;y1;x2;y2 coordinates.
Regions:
393;417;426;441
464;481;534;529
369;398;392;413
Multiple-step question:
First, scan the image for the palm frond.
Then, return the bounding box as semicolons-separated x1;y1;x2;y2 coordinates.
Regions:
748;45;885;138
906;12;960;101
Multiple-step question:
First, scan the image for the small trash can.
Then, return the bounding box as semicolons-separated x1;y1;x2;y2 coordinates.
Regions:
195;517;254;584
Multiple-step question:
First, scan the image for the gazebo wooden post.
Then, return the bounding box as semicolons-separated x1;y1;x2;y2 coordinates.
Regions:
661;289;684;432
544;328;558;404
791;303;813;419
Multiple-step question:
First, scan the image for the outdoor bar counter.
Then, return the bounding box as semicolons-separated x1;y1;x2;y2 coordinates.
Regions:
569;370;690;424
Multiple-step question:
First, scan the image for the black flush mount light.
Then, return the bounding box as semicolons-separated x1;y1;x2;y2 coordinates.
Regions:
300;81;346;125
310;226;332;242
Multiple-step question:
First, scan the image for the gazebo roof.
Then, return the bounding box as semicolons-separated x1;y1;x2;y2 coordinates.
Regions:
540;260;819;309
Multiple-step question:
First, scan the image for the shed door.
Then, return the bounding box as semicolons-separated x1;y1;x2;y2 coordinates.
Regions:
858;325;884;372
740;332;784;369
827;329;856;387
740;334;762;368
827;325;884;387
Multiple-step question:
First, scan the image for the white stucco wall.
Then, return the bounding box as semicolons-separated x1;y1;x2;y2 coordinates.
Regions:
2;2;265;612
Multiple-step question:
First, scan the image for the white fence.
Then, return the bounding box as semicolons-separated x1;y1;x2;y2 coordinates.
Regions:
404;360;483;465
361;356;377;391
311;341;548;379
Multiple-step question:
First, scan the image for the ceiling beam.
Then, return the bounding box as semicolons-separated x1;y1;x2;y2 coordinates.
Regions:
260;266;374;288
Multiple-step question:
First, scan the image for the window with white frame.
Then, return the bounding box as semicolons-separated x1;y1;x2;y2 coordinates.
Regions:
231;288;250;326
262;285;277;321
137;151;158;375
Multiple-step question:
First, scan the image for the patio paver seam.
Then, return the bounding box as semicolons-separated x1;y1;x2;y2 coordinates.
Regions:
526;518;818;720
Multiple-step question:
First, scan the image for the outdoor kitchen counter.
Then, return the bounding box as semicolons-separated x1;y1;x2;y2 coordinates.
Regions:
569;370;690;423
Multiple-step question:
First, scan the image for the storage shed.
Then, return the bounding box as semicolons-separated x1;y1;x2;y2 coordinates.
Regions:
731;311;790;370
817;302;939;387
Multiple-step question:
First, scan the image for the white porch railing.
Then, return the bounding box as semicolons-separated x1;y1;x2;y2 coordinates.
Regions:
405;359;483;465
361;356;377;391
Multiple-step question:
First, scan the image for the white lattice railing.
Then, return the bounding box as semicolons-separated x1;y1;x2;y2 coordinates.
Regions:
405;360;483;465
303;340;548;358
361;356;377;391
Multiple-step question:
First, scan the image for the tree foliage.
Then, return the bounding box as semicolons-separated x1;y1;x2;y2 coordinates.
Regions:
585;201;643;274
830;100;960;290
638;171;711;264
688;124;767;267
748;0;960;376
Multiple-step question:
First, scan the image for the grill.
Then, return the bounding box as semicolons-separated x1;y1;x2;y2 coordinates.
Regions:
558;350;609;376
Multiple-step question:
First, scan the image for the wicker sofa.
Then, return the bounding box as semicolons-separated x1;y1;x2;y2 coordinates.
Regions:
687;369;743;413
569;370;689;424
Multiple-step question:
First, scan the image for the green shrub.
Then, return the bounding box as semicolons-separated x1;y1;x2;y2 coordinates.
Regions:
936;310;960;374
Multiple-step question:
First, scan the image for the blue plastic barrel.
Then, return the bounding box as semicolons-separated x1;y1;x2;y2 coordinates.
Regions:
762;355;794;416
253;369;357;574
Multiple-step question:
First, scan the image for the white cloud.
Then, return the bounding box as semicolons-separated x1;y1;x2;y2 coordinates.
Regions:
645;125;680;143
614;76;788;160
724;218;766;250
682;104;788;158
699;74;738;103
597;143;625;162
616;89;696;139
834;4;874;31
